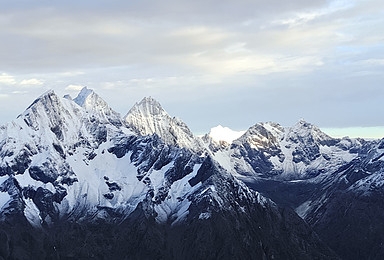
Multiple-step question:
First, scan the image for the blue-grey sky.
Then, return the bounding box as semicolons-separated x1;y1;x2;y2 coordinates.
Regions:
0;0;383;138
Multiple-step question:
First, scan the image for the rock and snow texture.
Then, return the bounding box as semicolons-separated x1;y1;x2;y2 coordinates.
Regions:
219;121;383;260
2;87;384;259
208;120;363;181
124;97;204;151
0;89;270;228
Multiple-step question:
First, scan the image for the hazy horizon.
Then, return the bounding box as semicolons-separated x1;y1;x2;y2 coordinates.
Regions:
1;87;382;139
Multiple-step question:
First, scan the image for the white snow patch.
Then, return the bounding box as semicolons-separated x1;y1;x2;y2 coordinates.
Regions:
0;191;11;209
295;200;312;218
209;125;245;144
198;212;211;220
150;163;173;189
0;175;8;185
24;198;42;227
155;163;202;224
63;146;147;215
212;150;233;173
15;172;56;193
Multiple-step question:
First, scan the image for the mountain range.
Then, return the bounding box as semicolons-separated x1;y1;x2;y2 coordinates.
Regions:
0;87;383;259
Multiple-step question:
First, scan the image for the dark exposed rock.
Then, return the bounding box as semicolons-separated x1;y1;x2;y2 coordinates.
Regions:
87;151;97;160
106;181;121;192
103;193;114;199
89;123;107;144
0;148;33;176
189;157;216;187
32;187;56;220
107;135;137;158
50;125;64;141
52;143;65;158
29;166;56;183
165;150;196;184
53;185;67;203
60;176;78;186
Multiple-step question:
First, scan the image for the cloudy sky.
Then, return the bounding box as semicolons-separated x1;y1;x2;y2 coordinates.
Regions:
0;0;383;138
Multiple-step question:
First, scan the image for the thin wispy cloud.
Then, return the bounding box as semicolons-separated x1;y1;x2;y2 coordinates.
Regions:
0;73;17;85
20;79;44;86
65;84;84;91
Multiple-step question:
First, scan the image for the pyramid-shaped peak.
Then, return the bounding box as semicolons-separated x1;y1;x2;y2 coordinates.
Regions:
295;118;312;127
125;97;203;151
71;86;122;126
136;96;164;114
139;96;161;105
42;89;56;96
288;119;333;142
18;89;79;134
25;89;60;111
72;87;109;111
125;97;170;135
73;86;94;107
36;89;58;101
290;119;319;133
292;119;329;133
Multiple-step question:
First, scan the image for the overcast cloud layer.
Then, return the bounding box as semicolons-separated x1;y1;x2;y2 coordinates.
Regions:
0;0;383;137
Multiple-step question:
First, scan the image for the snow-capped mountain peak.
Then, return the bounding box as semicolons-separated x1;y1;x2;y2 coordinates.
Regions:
208;125;245;144
73;87;122;126
286;119;333;144
73;86;93;107
234;122;284;146
291;119;318;132
124;97;203;151
135;96;165;117
124;96;173;136
17;89;82;137
23;89;59;112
